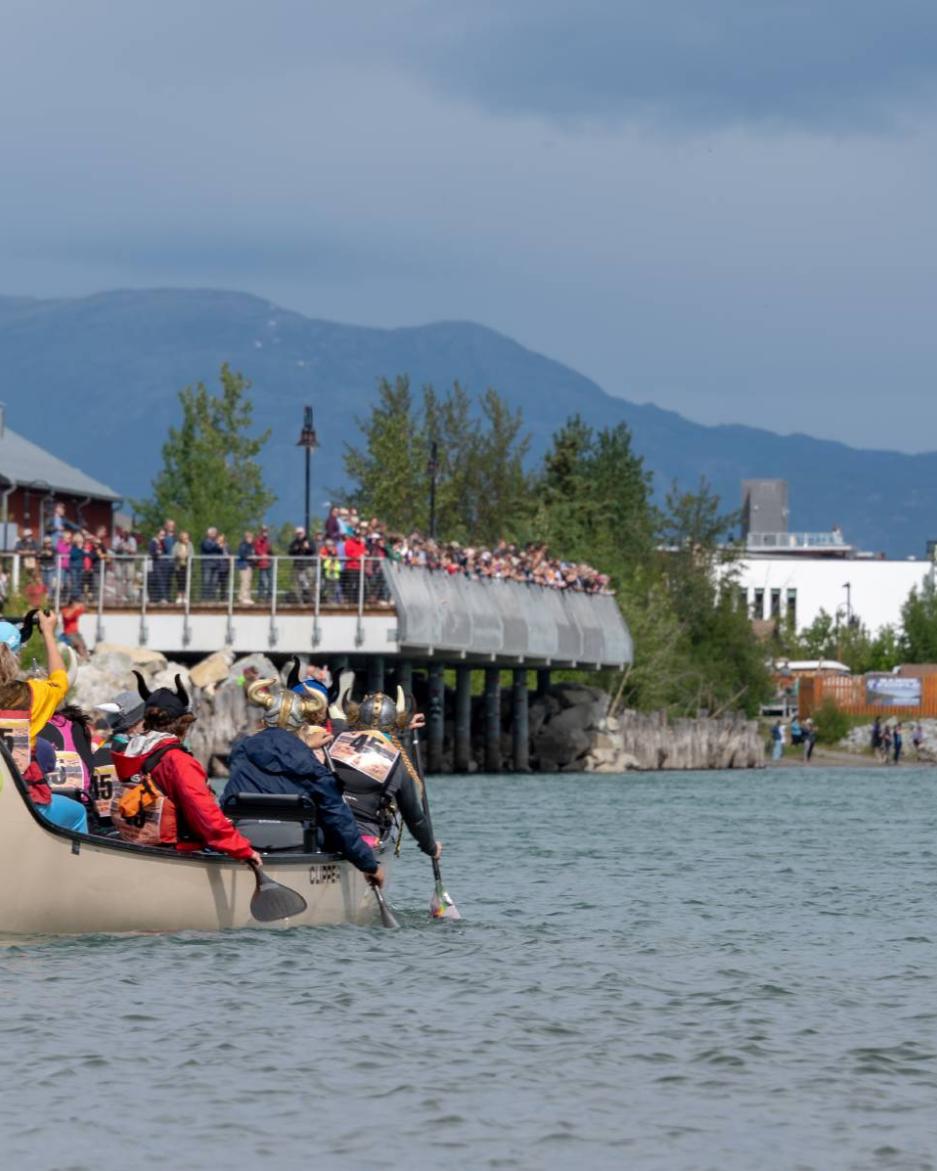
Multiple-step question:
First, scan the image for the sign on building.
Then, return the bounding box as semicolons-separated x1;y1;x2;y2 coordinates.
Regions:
865;677;922;707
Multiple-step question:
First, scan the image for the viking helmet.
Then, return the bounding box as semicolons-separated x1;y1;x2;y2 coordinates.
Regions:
247;677;327;731
134;670;191;718
348;687;409;732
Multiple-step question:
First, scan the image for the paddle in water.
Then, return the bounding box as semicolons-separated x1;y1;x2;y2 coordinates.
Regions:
412;730;461;921
372;882;400;929
247;859;308;923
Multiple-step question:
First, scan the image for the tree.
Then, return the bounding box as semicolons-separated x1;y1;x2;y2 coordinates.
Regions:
343;376;428;531
656;479;771;716
134;364;274;539
901;576;937;662
343;377;533;542
534;416;656;578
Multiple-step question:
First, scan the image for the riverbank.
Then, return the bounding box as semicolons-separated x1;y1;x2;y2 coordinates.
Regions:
71;643;767;773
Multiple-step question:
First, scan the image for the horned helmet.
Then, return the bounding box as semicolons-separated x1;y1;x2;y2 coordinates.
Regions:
247;676;327;731
338;686;410;733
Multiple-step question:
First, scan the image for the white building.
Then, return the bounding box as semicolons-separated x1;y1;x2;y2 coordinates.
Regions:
735;556;932;634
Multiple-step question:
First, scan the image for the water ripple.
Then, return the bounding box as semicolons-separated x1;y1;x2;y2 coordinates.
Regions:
2;768;937;1170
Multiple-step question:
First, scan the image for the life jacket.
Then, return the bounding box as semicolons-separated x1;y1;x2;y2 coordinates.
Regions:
39;714;92;794
326;728;401;842
323;556;341;581
110;743;185;847
22;759;52;807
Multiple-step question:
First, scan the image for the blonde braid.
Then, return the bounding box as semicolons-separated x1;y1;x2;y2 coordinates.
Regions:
387;732;424;798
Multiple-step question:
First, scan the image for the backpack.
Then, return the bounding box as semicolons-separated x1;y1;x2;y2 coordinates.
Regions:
111;744;186;847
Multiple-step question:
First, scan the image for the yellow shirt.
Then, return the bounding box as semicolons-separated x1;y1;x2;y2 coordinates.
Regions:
27;669;69;745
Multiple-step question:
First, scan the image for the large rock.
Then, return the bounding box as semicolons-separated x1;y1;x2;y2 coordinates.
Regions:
188;650;235;693
92;643;167;671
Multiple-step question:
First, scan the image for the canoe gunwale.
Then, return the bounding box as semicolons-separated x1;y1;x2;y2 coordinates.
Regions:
0;739;350;872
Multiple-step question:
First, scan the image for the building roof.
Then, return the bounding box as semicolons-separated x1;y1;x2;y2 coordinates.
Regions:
0;425;121;502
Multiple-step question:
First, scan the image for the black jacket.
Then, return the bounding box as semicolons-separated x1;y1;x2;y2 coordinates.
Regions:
221;728;378;873
328;723;436;857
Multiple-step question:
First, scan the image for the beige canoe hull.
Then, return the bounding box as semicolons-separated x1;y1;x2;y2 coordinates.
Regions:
0;751;387;935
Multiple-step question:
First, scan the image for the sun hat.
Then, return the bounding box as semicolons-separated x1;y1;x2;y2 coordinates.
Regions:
95;690;146;734
0;622;22;652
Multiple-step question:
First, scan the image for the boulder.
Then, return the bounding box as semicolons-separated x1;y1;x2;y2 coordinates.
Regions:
92;643;167;671
188;650;235;693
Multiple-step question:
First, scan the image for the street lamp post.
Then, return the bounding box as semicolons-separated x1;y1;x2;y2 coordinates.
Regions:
843;581;852;626
296;405;320;537
427;440;439;540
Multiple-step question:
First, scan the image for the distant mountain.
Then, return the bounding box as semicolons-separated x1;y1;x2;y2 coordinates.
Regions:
0;288;932;556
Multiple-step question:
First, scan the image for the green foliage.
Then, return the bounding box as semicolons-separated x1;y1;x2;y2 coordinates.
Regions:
900;575;937;662
774;608;902;674
134;364;275;540
344;376;532;544
812;697;852;745
533;415;656;575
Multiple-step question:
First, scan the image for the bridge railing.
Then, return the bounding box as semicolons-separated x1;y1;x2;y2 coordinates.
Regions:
2;553;392;637
0;552;632;665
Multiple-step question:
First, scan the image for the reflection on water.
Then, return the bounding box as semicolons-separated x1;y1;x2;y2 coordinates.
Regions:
3;768;937;1170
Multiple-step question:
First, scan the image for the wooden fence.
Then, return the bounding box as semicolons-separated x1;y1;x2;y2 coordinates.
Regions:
799;674;937;718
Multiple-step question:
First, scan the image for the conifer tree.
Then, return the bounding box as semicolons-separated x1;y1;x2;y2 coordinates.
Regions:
134;364;275;539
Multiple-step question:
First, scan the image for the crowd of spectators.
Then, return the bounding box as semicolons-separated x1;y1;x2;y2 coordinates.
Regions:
3;501;612;615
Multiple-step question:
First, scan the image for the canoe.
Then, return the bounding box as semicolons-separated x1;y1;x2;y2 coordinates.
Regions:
0;743;389;935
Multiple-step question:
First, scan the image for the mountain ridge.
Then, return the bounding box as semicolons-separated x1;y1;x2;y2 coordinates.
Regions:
0;287;931;556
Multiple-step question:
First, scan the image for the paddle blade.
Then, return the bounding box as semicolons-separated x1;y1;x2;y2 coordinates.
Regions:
373;885;400;929
249;871;308;923
430;880;461;921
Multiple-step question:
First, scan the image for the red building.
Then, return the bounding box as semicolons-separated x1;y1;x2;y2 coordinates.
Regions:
0;412;121;547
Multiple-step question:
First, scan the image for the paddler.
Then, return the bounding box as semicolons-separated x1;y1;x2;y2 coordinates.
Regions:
0;608;88;832
111;672;262;865
220;677;385;887
328;687;442;862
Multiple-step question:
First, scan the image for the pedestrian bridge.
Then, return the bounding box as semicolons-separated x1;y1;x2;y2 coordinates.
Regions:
10;554;633;668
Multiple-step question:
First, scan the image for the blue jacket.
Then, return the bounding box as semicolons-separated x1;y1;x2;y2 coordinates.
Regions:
221;728;377;873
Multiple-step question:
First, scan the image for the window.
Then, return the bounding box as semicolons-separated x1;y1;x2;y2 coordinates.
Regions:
752;588;764;619
786;589;797;627
770;589;781;619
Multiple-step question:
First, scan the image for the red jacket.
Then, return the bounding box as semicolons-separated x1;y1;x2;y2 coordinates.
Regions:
113;733;254;860
253;535;271;570
344;536;365;572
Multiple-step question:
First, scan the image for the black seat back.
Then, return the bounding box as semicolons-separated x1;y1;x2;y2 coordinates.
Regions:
222;791;317;852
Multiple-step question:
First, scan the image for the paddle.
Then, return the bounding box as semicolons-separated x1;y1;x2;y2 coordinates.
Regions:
372;882;400;929
247;859;308;923
412;730;461;921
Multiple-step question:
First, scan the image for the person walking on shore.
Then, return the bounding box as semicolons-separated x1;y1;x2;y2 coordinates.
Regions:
771;718;784;761
803;719;816;764
893;722;903;765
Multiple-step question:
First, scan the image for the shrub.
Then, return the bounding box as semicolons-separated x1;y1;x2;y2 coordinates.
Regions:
812;697;851;745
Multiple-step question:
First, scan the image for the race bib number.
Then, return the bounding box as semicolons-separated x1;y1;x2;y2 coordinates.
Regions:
49;749;86;792
327;730;399;784
0;710;30;774
89;765;117;818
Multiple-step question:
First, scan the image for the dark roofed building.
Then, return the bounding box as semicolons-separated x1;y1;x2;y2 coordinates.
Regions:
0;408;121;546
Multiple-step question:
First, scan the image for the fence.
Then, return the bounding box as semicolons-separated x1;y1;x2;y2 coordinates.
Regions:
0;552;632;667
799;673;937;719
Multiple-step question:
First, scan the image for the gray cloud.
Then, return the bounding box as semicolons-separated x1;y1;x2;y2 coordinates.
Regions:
0;1;936;452
397;1;937;130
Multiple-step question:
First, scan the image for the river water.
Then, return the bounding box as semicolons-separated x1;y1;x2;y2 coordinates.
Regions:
3;768;937;1171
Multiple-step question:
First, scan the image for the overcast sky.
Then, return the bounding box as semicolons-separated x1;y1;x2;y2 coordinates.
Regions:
2;0;937;450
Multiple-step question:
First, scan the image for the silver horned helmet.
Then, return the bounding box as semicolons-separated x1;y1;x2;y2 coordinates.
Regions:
345;687;409;733
246;677;327;731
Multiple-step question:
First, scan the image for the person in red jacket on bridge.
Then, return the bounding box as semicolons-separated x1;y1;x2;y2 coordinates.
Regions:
112;671;261;865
